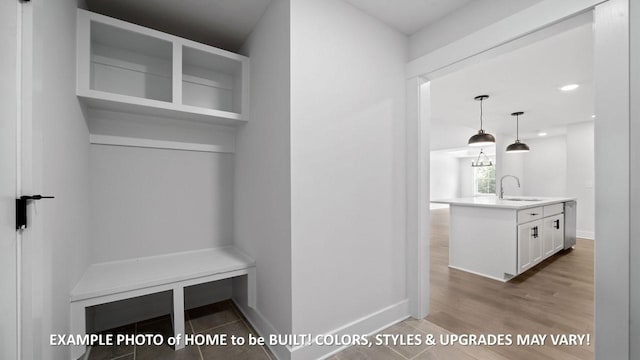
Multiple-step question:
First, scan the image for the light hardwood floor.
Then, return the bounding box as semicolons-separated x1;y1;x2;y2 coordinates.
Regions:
424;208;594;360
334;208;594;360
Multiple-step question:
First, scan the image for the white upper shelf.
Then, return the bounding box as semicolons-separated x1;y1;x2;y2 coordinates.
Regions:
76;9;250;126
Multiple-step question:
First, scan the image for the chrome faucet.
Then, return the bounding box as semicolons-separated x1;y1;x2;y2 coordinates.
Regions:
500;175;521;199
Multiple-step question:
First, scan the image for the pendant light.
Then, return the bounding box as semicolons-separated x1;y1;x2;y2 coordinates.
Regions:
471;148;493;167
506;111;530;153
468;95;496;147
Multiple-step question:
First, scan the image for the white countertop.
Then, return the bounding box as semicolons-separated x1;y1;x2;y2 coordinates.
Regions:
431;196;576;209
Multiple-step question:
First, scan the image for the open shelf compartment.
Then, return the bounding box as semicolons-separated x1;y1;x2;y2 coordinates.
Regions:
182;45;244;114
90;21;173;103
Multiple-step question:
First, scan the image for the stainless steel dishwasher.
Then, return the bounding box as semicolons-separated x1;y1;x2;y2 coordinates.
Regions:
564;201;577;249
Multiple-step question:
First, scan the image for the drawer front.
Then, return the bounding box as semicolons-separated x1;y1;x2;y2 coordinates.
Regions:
543;203;564;217
518;207;544;224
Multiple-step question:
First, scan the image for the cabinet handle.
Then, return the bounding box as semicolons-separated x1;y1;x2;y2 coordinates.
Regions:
554;219;560;229
531;226;539;238
530;213;539;216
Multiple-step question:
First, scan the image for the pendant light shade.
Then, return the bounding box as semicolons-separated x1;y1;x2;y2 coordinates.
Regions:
506;140;530;152
468;95;496;147
506;112;530;153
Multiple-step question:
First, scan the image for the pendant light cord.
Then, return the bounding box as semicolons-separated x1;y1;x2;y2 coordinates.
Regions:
516;113;519;141
479;98;484;131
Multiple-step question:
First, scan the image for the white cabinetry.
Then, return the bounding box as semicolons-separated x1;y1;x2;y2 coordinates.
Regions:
518;220;543;273
543;214;565;256
518;205;565;274
436;197;575;281
77;9;249;126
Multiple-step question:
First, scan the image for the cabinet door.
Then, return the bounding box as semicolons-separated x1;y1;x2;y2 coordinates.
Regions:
543;217;555;258
518;224;532;273
518;220;543;274
543;215;565;259
553;215;565;252
530;220;543;264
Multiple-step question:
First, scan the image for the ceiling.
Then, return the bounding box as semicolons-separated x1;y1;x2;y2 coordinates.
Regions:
344;0;473;34
431;22;594;141
85;0;272;52
85;0;473;51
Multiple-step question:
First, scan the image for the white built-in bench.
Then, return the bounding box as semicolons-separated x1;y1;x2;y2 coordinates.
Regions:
69;246;255;360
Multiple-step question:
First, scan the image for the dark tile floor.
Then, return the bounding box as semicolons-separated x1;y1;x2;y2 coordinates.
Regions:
88;300;273;360
89;300;496;360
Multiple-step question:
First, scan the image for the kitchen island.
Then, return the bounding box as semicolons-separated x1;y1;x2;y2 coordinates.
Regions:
431;196;576;281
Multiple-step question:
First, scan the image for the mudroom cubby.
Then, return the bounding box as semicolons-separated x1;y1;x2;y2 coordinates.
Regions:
76;9;249;126
70;10;254;360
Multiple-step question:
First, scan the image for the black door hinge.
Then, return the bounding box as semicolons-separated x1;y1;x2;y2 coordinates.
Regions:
16;195;54;230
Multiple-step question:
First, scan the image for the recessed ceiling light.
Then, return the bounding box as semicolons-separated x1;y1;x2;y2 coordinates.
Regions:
538;132;548;137
592;114;596;119
560;84;580;91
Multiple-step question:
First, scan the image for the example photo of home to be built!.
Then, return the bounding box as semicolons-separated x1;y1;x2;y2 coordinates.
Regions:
1;0;639;359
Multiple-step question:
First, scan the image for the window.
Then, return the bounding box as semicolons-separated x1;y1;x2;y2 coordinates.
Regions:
473;163;496;195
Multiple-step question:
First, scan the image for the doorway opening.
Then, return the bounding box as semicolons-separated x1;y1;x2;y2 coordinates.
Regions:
415;10;600;360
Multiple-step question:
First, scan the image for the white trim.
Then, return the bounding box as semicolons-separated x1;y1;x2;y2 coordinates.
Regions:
89;134;235;154
233;299;410;360
419;11;594;81
232;300;290;360
290;300;410;360
406;78;430;319
15;1;23;358
406;0;605;78
405;0;623;355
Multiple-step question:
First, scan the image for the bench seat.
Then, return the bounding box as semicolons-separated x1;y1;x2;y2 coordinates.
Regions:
69;246;255;360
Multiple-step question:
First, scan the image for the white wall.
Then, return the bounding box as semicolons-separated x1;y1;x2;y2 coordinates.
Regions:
458;158;475;198
430;153;459;206
566;122;595;238
234;0;293;345
630;0;640;356
521;135;567;197
430;120;477;151
0;2;18;359
21;0;91;359
290;0;408;341
495;133;525;196
89;145;234;262
594;0;630;357
409;0;543;60
498;126;595;238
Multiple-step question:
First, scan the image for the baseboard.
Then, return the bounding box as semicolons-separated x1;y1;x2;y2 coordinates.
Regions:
232;297;291;360
577;230;595;240
233;298;409;360
290;299;410;360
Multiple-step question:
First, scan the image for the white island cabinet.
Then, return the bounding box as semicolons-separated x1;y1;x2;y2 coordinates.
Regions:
431;197;576;282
